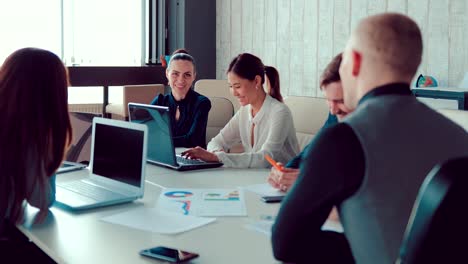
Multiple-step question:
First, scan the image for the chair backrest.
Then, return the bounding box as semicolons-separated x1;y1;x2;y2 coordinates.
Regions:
194;79;240;112
283;96;329;150
206;96;235;144
397;156;468;264
106;84;165;118
67;112;102;163
437;108;468;131
123;84;165;106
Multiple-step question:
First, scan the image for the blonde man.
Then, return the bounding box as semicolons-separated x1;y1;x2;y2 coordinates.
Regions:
272;13;468;264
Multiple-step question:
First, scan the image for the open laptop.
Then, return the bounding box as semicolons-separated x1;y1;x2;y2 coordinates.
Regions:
128;103;223;171
55;117;148;210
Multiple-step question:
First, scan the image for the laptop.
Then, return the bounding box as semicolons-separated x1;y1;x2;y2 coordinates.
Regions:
55;117;148;210
128;103;223;171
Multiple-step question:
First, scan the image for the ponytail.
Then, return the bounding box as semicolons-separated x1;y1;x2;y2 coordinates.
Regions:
265;66;282;102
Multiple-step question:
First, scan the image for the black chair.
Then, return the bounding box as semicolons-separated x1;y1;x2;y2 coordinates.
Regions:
397;156;468;264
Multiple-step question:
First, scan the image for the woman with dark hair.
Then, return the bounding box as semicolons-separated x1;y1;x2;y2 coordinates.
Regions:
150;49;211;148
0;48;72;261
182;53;299;168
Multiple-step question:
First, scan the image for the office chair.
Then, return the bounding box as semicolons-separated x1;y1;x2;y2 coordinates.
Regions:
66;112;101;163
397;156;468;264
205;96;234;144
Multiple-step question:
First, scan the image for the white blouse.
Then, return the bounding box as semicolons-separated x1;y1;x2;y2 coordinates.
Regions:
207;95;299;168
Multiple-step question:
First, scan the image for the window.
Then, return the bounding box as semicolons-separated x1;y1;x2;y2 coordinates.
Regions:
0;1;153;105
0;1;62;64
63;0;144;66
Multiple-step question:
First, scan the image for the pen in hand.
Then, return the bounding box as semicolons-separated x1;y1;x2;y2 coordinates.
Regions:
265;154;284;172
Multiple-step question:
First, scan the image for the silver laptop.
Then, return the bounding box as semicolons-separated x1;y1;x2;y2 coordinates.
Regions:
55;117;148;210
128;103;223;171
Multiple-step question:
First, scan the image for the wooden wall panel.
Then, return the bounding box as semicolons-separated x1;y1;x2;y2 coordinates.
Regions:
426;0;449;86
317;0;334;98
350;0;368;37
448;0;467;87
303;0;318;96
251;0;265;60
263;0;278;67
216;0;467;94
367;0;387;15
408;0;429;85
289;0;305;96
230;0;242;58
241;0;252;53
386;0;407;14
333;0;351;54
276;0;291;95
218;0;231;79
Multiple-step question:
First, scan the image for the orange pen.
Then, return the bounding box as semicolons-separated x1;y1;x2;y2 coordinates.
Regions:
264;154;284;171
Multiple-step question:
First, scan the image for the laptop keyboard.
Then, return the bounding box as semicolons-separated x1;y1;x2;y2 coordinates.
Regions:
58;181;126;201
176;156;207;165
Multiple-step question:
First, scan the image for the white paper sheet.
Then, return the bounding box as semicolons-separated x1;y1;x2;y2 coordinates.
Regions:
158;188;247;217
242;183;285;197
245;217;343;237
101;207;215;234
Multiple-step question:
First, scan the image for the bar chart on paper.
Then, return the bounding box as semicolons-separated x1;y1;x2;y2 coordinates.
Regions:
158;188;247;216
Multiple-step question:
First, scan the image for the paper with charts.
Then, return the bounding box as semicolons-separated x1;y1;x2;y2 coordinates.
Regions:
158;188;247;217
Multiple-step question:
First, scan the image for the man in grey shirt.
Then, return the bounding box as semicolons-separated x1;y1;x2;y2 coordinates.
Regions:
272;13;468;264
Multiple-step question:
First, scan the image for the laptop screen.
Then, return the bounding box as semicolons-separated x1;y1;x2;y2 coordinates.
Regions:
128;104;177;166
92;122;144;187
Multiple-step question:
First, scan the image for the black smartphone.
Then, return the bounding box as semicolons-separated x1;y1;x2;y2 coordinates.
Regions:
140;246;199;263
261;195;284;203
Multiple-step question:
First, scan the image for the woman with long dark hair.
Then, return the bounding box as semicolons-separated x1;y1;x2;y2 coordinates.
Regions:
0;48;72;262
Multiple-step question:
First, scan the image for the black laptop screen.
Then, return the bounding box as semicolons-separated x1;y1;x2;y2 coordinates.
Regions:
92;123;144;187
129;105;177;166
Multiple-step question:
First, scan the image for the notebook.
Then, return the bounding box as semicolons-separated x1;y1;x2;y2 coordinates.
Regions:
55;117;148;210
128;103;223;171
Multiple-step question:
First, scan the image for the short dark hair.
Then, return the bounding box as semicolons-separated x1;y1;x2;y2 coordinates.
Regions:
320;53;342;89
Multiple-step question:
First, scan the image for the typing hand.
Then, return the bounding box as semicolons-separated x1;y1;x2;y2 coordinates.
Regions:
181;146;220;162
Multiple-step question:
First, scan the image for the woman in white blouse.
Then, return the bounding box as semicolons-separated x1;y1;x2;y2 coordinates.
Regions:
182;53;299;168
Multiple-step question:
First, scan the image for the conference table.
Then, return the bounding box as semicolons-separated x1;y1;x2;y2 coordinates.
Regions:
18;164;285;264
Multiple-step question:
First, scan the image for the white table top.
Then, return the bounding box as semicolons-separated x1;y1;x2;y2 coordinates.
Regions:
19;165;282;264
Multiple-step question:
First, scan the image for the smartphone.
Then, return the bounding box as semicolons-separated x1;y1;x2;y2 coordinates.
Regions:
261;195;284;203
140;246;199;263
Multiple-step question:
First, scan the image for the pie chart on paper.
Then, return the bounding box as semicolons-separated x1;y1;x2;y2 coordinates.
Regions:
164;191;194;198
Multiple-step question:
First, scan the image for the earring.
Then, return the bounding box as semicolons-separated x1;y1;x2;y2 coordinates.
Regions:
256;86;259;90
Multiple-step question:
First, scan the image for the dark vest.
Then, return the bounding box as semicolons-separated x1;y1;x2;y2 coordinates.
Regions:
341;95;468;264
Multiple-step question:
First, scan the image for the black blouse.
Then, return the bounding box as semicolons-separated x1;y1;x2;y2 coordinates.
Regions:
150;89;211;148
